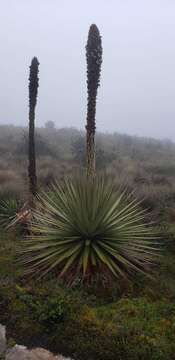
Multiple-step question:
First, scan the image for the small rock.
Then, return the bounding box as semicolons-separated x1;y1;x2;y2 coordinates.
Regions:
6;345;73;360
6;345;29;360
30;348;58;360
0;324;6;354
55;355;73;360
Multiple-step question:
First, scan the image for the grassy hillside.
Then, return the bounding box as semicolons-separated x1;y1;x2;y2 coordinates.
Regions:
1;124;175;223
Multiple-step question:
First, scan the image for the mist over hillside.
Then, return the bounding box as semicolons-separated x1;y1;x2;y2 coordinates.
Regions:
1;124;175;167
1;123;175;224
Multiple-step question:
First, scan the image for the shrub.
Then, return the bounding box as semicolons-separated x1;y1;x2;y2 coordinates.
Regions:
16;287;70;328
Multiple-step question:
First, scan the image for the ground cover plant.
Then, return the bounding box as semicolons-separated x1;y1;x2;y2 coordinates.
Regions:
0;227;175;360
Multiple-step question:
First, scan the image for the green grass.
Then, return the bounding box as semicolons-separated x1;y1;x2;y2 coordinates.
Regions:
0;226;175;359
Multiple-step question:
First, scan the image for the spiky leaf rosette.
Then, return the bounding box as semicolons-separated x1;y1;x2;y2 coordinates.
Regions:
21;177;158;282
0;199;18;228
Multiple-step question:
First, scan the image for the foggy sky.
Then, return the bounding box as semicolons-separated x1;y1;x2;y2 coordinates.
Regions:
0;0;175;140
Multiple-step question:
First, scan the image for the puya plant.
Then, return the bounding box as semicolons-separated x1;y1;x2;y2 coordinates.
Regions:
20;27;158;284
20;177;158;282
86;24;102;177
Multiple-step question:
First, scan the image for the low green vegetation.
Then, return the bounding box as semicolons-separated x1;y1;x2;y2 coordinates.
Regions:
0;227;175;360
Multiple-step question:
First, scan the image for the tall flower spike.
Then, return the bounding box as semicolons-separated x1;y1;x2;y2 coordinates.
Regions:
28;57;39;205
86;24;102;177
